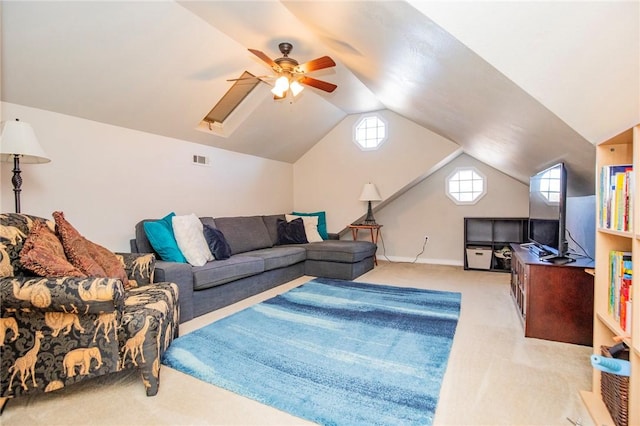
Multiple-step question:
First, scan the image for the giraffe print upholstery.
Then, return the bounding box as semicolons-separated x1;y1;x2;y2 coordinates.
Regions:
0;213;180;409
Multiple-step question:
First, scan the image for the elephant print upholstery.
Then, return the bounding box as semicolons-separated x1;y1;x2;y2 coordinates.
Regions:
0;213;179;410
63;347;103;377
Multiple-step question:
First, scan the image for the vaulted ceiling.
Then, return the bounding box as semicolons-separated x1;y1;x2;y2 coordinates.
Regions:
2;1;639;195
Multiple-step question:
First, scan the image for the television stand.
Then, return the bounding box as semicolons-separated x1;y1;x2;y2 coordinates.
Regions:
509;244;594;345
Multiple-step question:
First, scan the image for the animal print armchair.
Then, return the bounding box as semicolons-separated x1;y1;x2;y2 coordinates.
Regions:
0;213;180;411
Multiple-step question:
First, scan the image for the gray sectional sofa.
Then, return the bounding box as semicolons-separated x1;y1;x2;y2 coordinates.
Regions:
131;214;377;322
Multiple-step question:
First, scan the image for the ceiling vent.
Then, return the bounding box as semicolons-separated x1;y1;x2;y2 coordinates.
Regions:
192;155;210;166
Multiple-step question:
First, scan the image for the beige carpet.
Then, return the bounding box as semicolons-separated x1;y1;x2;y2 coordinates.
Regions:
1;262;594;425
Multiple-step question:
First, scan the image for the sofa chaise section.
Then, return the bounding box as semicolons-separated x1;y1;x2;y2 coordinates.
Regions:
302;240;376;280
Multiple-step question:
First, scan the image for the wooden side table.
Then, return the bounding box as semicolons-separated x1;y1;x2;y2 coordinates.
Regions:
348;224;382;265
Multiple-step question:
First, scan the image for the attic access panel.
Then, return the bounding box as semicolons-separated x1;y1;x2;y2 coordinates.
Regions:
203;71;260;125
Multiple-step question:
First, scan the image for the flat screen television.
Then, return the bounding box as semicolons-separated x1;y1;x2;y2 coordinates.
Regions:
528;162;572;263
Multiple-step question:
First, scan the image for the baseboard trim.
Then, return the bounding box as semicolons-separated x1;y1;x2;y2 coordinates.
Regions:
375;255;463;266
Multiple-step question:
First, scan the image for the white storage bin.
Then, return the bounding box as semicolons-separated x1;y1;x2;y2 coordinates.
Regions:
466;247;492;270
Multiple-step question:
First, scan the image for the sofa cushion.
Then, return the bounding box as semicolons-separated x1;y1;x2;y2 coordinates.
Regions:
192;255;265;291
302;240;377;263
200;216;216;230
292;211;328;240
262;214;285;246
203;224;232;260
172;213;213;267
213;216;273;255
20;219;86;278
245;246;307;271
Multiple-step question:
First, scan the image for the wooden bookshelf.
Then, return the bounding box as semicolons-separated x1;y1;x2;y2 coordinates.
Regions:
582;125;639;426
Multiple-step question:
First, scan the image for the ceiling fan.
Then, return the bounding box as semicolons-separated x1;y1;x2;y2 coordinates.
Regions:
235;42;337;99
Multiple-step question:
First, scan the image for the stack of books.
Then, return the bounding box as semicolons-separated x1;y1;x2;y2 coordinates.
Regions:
609;250;633;333
599;164;634;232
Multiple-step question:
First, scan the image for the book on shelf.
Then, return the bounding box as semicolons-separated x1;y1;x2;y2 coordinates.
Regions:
609;250;633;332
599;164;633;232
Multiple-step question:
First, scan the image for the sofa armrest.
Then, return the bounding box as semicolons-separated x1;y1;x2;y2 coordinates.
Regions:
116;252;156;286
153;260;194;321
0;276;125;314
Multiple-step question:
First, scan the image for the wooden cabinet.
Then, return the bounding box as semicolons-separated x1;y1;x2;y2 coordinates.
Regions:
464;217;528;272
580;126;640;426
510;244;594;346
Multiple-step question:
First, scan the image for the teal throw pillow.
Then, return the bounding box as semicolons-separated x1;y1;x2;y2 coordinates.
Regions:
143;213;187;263
292;211;328;240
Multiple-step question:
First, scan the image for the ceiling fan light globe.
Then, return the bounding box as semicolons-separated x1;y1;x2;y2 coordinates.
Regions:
271;86;285;98
290;80;304;97
274;76;289;91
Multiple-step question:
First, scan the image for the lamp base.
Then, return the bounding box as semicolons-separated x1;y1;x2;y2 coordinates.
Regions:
363;201;377;225
11;154;22;214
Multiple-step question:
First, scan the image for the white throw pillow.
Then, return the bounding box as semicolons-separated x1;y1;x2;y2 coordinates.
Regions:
172;214;214;266
286;214;323;243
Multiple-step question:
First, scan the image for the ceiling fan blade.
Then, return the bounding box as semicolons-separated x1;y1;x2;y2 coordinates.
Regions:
299;76;337;93
248;48;279;70
296;56;336;73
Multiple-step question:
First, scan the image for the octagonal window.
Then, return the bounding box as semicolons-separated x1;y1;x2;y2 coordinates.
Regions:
353;115;387;150
446;167;486;205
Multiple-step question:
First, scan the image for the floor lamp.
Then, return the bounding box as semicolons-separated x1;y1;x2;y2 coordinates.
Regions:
0;119;50;213
359;183;382;225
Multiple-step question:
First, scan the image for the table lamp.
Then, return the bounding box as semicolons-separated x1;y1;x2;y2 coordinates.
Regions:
359;183;382;225
0;119;50;213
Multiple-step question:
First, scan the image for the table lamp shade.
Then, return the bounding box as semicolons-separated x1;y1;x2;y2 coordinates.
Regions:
359;183;381;202
0;120;50;163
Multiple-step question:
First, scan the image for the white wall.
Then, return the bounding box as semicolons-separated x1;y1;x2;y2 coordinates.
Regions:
293;108;529;265
1;103;529;265
293;109;461;233
376;154;529;265
0;103;293;251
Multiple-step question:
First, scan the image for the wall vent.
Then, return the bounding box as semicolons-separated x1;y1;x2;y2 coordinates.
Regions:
192;155;210;166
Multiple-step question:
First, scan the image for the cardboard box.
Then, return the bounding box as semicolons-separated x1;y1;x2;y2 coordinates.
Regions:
466;247;492;270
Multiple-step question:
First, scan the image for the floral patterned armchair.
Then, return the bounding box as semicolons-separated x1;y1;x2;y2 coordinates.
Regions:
0;213;180;411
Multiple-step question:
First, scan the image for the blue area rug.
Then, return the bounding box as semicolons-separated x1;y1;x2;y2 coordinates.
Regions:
162;278;461;425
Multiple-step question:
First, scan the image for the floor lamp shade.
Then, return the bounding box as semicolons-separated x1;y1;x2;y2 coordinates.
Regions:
0;119;51;213
359;183;382;225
